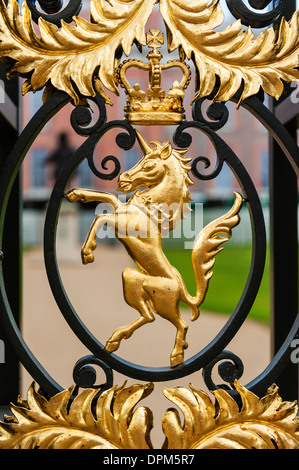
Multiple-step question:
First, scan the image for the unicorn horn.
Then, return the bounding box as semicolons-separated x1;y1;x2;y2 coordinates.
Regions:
135;130;152;155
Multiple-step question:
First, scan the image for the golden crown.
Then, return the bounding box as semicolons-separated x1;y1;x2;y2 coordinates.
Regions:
116;30;191;126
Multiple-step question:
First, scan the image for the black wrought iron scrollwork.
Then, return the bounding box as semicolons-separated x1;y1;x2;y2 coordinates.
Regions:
70;98;107;136
73;355;113;393
203;350;244;391
36;0;63;14
191;155;223;181
86;121;135;180
174;122;223;180
192;98;229;131
226;0;286;28
249;0;273;8
88;155;121;181
69;94;135;180
26;0;83;26
174;96;229;179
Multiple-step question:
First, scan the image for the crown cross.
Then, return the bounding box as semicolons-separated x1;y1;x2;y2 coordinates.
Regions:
116;30;191;125
146;30;164;54
146;30;165;101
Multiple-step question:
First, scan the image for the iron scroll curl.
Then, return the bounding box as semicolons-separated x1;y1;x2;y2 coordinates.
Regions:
72;355;114;392
225;0;286;28
26;0;83;26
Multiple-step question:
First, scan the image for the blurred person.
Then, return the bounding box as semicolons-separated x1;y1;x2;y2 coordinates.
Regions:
46;132;74;180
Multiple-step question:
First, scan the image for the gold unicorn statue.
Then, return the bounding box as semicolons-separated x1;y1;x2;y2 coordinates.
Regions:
65;131;243;367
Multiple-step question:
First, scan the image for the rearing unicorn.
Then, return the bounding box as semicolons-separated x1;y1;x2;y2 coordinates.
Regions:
65;131;243;367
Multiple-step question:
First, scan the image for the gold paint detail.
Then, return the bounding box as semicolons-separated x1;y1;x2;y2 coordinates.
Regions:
160;0;299;105
0;0;156;104
162;380;299;449
0;0;298;106
65;132;243;367
1;381;299;449
0;382;154;449
116;30;191;125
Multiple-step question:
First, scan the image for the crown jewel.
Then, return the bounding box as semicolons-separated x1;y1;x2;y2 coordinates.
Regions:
116;30;191;125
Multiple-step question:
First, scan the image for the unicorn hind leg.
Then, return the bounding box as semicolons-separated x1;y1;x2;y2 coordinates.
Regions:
143;275;188;367
105;268;155;352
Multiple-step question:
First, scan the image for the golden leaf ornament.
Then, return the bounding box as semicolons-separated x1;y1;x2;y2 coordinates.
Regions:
0;0;156;104
1;381;299;449
162;380;299;449
160;0;299;104
0;382;154;449
0;0;298;105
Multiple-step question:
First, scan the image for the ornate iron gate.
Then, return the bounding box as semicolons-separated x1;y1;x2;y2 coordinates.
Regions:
0;0;298;450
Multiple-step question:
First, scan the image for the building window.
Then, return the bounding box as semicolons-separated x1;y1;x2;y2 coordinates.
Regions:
124;150;139;172
32;149;47;188
32;90;44;115
262;150;269;188
78;159;92;187
216;162;231;190
31;90;51;129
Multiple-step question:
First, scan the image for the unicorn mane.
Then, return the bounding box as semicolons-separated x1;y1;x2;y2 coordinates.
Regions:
171;147;194;207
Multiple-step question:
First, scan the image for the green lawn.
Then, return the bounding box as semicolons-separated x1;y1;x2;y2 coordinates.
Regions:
163;245;270;324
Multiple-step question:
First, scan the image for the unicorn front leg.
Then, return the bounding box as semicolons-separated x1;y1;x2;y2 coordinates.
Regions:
81;213;115;264
65;188;120;209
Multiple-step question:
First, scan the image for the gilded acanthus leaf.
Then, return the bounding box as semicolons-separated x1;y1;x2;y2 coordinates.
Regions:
0;0;156;104
162;380;299;449
160;0;299;104
0;382;154;449
1;381;299;449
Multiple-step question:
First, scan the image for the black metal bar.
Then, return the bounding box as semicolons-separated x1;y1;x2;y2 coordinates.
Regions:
269;0;299;403
0;66;20;407
0;91;71;398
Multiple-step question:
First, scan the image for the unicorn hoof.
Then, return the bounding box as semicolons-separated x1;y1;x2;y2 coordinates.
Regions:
65;189;82;203
105;340;120;352
170;353;184;368
81;251;94;265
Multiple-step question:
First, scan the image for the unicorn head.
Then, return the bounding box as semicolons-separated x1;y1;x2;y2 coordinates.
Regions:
118;131;193;211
